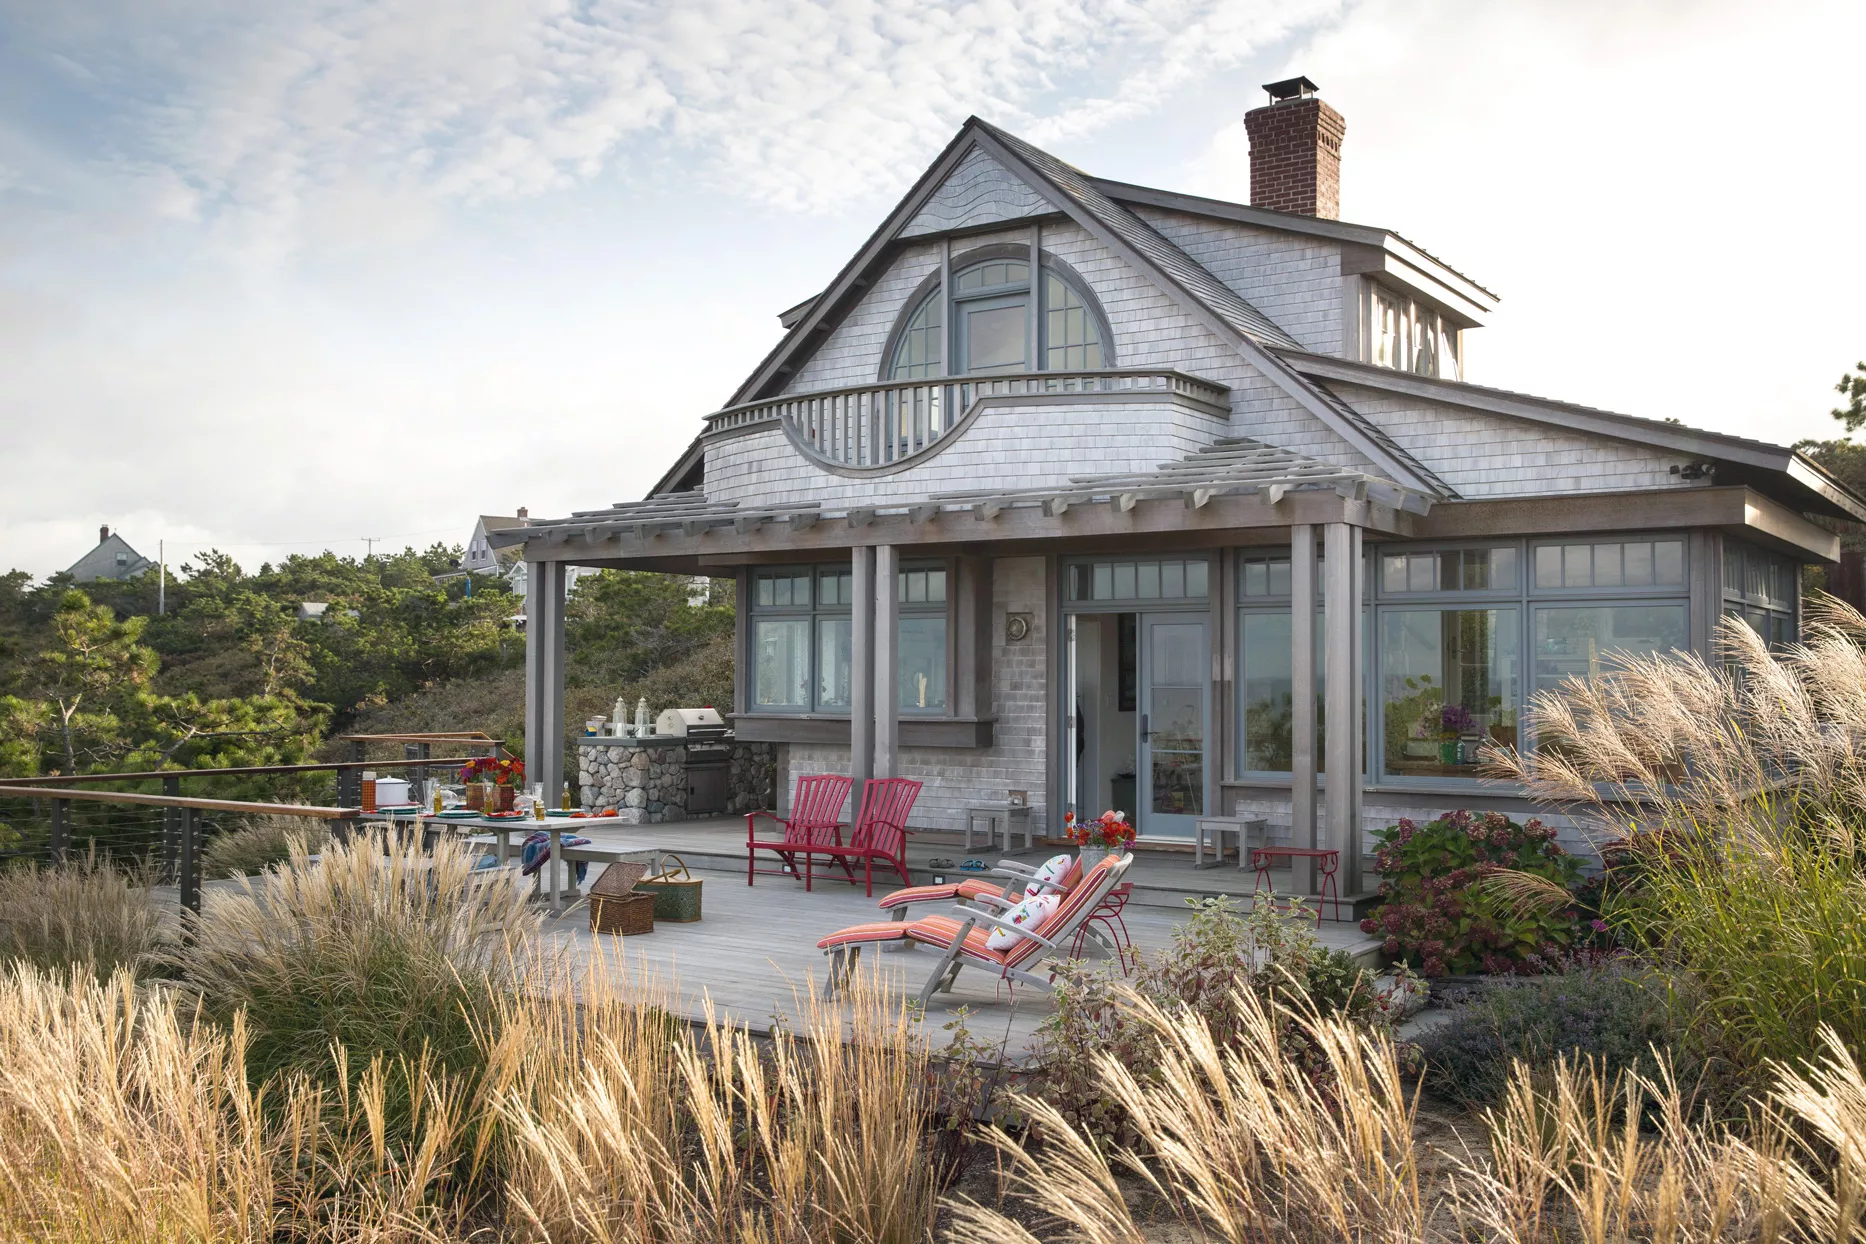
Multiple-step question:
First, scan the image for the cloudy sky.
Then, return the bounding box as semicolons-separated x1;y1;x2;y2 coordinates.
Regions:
2;0;1862;578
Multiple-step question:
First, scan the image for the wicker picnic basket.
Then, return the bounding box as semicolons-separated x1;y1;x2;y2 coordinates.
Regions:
636;853;703;923
587;860;653;936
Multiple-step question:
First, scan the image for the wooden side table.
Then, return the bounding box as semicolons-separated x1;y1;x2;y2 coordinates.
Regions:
1192;815;1265;870
963;803;1034;853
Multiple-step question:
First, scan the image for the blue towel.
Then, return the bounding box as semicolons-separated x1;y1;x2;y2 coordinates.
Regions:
520;831;591;882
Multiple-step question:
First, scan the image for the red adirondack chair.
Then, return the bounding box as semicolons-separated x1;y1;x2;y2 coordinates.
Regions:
806;777;921;897
746;773;853;891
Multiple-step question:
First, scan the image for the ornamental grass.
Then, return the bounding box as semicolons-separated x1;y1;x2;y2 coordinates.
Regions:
1487;596;1866;1077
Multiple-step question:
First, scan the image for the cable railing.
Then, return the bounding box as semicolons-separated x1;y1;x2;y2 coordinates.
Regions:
0;733;511;914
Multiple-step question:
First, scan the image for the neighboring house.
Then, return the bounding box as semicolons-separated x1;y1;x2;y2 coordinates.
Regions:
463;510;529;574
494;79;1866;891
66;526;153;583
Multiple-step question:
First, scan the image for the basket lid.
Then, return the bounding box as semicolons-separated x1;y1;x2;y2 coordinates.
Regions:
588;860;649;898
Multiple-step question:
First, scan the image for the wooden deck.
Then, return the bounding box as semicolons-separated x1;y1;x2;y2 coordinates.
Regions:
497;818;1380;1060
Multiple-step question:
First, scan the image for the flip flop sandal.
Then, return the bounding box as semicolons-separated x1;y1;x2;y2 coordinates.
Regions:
961;859;988;872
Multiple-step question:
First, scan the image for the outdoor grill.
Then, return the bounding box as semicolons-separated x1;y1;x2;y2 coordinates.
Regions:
655;708;733;815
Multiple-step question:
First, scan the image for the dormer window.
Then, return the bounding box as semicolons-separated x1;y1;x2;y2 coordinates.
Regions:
1367;285;1461;380
886;253;1110;381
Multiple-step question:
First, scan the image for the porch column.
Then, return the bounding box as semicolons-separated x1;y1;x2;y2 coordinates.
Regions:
523;559;568;805
1323;523;1364;900
1289;524;1318;893
850;546;876;815
873;545;899;778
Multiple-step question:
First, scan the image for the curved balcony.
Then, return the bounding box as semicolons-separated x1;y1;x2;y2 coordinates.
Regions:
703;369;1230;474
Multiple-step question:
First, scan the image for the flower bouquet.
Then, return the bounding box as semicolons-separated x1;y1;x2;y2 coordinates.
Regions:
1065;808;1135;865
461;756;525;812
1438;703;1478;765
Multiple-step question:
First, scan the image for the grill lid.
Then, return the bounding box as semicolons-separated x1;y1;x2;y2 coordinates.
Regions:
654;707;727;738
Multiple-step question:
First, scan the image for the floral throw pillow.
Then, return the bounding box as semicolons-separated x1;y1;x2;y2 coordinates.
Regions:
1024;853;1075;900
986;891;1061;951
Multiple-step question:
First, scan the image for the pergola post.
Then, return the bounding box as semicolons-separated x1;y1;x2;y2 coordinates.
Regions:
524;560;569;805
873;545;899;779
850;546;876;819
1289;523;1317;893
1323;523;1364;900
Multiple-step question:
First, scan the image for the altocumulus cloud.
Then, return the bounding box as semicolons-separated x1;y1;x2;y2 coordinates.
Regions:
16;0;1344;237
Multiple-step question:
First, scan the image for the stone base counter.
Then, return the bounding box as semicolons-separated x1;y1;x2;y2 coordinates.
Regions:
576;736;776;824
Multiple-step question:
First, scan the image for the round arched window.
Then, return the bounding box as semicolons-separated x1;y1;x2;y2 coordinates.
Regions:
887;257;1109;381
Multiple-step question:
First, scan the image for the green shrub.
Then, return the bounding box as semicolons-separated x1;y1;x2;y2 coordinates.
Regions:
0;852;169;980
1361;810;1585;977
200;814;329;879
1422;963;1693;1106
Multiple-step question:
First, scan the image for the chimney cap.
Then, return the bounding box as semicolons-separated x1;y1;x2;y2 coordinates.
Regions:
1262;75;1320;104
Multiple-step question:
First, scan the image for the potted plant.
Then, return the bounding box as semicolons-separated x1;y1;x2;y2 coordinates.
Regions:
460;756;526;813
1065;809;1136;867
1438;703;1478;766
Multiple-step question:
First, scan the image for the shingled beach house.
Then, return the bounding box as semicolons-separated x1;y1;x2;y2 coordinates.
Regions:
497;79;1866;895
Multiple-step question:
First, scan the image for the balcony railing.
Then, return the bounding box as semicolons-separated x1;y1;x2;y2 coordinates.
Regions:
703;369;1230;471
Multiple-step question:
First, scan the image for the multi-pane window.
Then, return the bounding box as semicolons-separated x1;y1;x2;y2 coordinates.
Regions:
1068;558;1209;603
1044;274;1103;370
1365;285;1461;380
889;259;1109;380
748;564;950;714
1722;539;1798;649
890;297;942;380
1532;540;1684;590
898;567;948;713
1381;547;1518;594
1231;538;1699;784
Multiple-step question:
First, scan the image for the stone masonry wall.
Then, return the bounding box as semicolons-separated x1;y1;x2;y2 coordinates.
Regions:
577;738;775;825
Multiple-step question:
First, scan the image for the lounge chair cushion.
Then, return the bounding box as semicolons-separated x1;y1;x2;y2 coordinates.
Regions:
876;878;1001;911
985;891;1060;951
1025;853;1075;899
817;921;913;951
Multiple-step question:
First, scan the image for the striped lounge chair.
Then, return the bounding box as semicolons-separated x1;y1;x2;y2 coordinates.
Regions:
817;853;1133;1005
874;854;1085;920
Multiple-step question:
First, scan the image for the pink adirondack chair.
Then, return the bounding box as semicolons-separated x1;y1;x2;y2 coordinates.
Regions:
805;777;920;897
746;773;853;891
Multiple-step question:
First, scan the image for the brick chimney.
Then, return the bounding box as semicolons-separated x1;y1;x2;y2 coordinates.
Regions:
516;507;528;523
99;524;110;544
1243;76;1345;219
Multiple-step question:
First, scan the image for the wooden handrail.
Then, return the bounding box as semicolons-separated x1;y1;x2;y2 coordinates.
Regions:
0;755;499;787
335;732;502;745
0;786;364;819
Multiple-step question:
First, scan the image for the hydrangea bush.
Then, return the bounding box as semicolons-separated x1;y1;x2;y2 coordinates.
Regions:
1361;810;1585;977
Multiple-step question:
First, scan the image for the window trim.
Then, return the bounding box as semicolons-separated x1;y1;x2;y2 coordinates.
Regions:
877;245;1115;383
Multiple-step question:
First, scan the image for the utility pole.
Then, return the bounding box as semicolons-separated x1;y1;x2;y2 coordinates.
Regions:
157;539;166;615
362;536;381;558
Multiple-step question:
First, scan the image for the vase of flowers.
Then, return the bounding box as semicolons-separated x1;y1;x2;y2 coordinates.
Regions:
1065;809;1136;868
1437;703;1477;766
461;756;525;813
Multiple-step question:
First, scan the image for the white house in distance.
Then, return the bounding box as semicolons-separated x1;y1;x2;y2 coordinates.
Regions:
495;78;1866;897
65;525;153;583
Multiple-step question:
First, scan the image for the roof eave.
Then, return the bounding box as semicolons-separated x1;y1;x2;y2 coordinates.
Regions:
1279;350;1866;523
